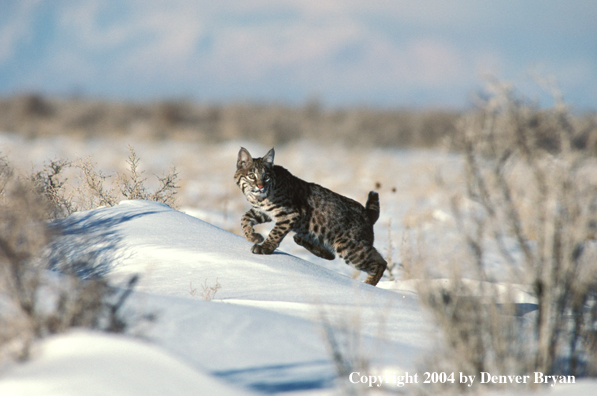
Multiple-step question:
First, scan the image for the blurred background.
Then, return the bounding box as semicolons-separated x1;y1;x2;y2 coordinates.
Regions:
0;0;596;234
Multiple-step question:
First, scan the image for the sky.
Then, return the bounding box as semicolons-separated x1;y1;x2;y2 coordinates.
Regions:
0;0;596;109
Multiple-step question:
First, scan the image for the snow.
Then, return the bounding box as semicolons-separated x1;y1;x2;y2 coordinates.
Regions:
0;200;430;395
0;331;257;396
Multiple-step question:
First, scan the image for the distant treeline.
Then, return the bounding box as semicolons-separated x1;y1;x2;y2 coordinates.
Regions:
0;94;459;148
0;94;595;152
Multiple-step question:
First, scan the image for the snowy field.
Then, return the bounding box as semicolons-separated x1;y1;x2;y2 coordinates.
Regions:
0;132;462;280
0;132;596;395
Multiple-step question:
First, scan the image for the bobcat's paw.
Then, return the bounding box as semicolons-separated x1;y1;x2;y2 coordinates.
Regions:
251;243;274;255
247;233;264;244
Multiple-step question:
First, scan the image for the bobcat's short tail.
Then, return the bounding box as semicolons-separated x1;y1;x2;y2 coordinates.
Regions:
365;191;380;226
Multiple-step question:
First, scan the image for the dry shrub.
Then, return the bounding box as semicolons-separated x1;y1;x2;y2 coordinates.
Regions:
319;307;370;396
0;174;52;337
0;144;177;362
0;157;138;362
75;156;118;209
10;144;178;219
74;145;179;210
117;146;179;207
454;81;597;155
31;158;77;218
411;81;597;393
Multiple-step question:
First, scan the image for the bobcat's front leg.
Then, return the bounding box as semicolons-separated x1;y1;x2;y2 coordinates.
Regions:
252;213;298;255
241;209;271;243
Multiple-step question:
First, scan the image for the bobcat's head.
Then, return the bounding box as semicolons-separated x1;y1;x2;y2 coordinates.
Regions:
235;147;275;200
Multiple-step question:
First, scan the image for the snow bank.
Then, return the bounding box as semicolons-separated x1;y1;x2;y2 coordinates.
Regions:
0;331;255;396
0;200;429;394
2;200;596;395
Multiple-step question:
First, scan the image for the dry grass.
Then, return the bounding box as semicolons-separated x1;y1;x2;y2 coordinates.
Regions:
383;219;399;281
0;94;460;148
319;307;370;396
2;93;594;151
409;81;597;393
189;279;222;301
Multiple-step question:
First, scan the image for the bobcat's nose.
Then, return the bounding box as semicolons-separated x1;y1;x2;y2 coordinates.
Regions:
257;183;264;189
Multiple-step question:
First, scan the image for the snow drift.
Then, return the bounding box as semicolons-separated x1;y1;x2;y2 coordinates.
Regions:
0;200;430;395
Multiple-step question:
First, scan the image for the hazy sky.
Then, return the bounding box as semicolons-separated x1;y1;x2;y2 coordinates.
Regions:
1;0;596;109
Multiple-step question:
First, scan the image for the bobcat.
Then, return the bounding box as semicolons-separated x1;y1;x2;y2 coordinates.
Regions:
234;147;387;286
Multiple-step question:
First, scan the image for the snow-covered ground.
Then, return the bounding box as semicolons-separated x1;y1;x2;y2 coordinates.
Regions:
0;330;258;396
0;132;461;282
1;133;596;395
0;200;430;395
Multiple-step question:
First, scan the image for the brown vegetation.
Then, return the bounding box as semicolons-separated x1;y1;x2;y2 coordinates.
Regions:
0;145;177;362
0;160;128;361
405;81;597;393
0;94;460;148
2;93;595;151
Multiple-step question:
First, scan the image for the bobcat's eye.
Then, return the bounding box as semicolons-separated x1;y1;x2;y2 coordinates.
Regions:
248;174;256;180
263;175;270;182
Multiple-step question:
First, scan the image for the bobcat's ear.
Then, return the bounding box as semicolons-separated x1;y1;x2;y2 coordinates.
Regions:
263;148;275;165
237;147;252;170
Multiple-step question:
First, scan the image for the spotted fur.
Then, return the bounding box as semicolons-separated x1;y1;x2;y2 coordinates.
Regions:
234;147;387;286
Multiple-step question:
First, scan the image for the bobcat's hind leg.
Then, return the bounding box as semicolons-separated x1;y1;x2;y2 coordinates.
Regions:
363;254;387;286
293;234;335;260
339;242;387;286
